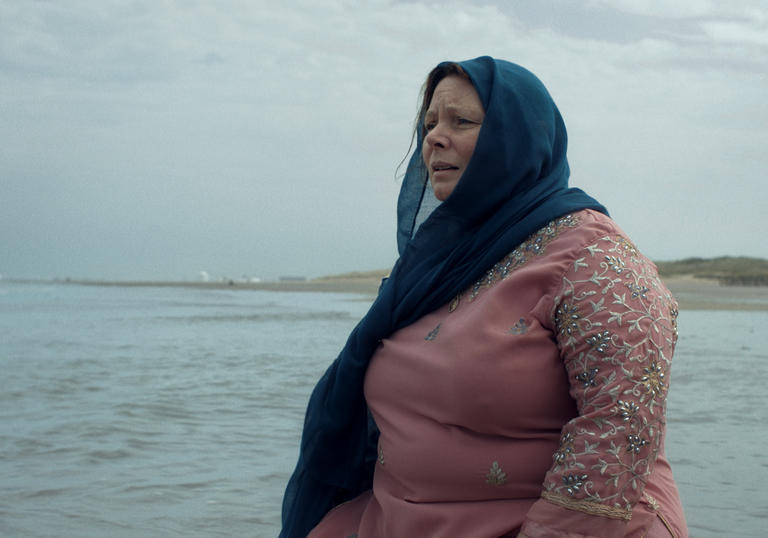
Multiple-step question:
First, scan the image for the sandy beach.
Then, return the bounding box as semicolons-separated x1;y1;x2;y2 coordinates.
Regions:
64;274;768;311
661;275;768;311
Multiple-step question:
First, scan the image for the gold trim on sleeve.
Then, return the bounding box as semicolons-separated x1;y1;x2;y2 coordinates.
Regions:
541;491;633;521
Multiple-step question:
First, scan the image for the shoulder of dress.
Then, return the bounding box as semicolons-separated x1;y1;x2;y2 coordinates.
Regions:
449;210;637;311
522;209;629;261
453;211;602;305
551;210;655;272
461;212;583;302
564;209;624;242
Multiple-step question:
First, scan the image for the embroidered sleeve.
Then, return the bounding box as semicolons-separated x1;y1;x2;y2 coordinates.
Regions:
524;234;679;535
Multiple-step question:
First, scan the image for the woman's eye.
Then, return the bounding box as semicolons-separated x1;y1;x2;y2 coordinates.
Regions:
425;122;436;131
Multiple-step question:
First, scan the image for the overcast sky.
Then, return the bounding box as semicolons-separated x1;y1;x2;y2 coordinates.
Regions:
2;0;766;281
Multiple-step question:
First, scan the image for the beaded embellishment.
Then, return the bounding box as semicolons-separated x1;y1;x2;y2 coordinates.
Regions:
448;214;581;311
424;323;441;341
542;233;679;519
468;214;580;301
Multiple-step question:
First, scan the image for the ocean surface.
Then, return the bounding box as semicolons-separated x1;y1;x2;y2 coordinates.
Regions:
1;281;766;537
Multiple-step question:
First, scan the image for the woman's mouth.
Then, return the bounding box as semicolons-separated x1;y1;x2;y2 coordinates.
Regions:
431;162;458;174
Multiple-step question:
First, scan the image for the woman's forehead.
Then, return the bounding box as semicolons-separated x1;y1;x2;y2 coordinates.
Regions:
426;77;483;113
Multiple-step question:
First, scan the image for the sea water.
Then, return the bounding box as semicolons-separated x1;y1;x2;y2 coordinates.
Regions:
1;281;766;537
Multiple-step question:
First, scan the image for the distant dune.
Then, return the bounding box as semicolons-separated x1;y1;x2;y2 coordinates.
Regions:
655;256;768;286
315;269;390;281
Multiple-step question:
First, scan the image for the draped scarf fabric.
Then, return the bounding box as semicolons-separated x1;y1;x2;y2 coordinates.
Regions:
279;56;607;538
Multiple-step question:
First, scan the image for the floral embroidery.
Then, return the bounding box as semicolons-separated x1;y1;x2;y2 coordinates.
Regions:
670;307;679;337
553;432;575;465
575;368;599;388
508;318;528;335
543;233;678;516
616;400;640;422
554;303;583;338
626;434;648;453
563;474;589;495
643;492;660;511
585;330;611;354
627;282;649;300
425;323;441;341
605;255;625;274
641;362;666;398
485;461;507;486
616;237;638;256
465;214;581;303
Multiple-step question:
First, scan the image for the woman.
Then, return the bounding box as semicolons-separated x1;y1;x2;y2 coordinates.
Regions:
280;56;688;537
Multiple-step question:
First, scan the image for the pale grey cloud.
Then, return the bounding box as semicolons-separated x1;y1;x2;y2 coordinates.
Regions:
2;0;766;280
586;0;758;19
701;18;768;47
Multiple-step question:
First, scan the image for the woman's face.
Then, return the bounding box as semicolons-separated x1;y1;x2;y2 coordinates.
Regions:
422;75;485;201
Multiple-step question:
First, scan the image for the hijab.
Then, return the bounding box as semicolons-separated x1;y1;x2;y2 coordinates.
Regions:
279;56;607;537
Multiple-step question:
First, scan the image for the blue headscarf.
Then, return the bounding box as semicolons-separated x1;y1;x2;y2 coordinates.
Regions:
279;56;607;537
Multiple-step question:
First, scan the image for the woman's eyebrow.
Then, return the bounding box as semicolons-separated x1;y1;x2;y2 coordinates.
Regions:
425;104;469;117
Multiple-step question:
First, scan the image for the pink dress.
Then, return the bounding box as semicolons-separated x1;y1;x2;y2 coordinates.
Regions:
309;210;688;537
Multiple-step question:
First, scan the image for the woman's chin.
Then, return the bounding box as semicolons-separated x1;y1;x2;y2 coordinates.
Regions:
431;181;457;202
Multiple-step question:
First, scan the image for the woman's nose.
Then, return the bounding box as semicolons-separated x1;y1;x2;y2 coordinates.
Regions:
425;124;448;148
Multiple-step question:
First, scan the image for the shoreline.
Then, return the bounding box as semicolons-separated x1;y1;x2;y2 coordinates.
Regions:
661;275;768;311
57;277;386;296
15;275;768;311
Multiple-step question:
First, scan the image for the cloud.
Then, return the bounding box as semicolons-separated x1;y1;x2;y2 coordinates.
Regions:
585;0;754;19
701;19;768;47
1;0;766;279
